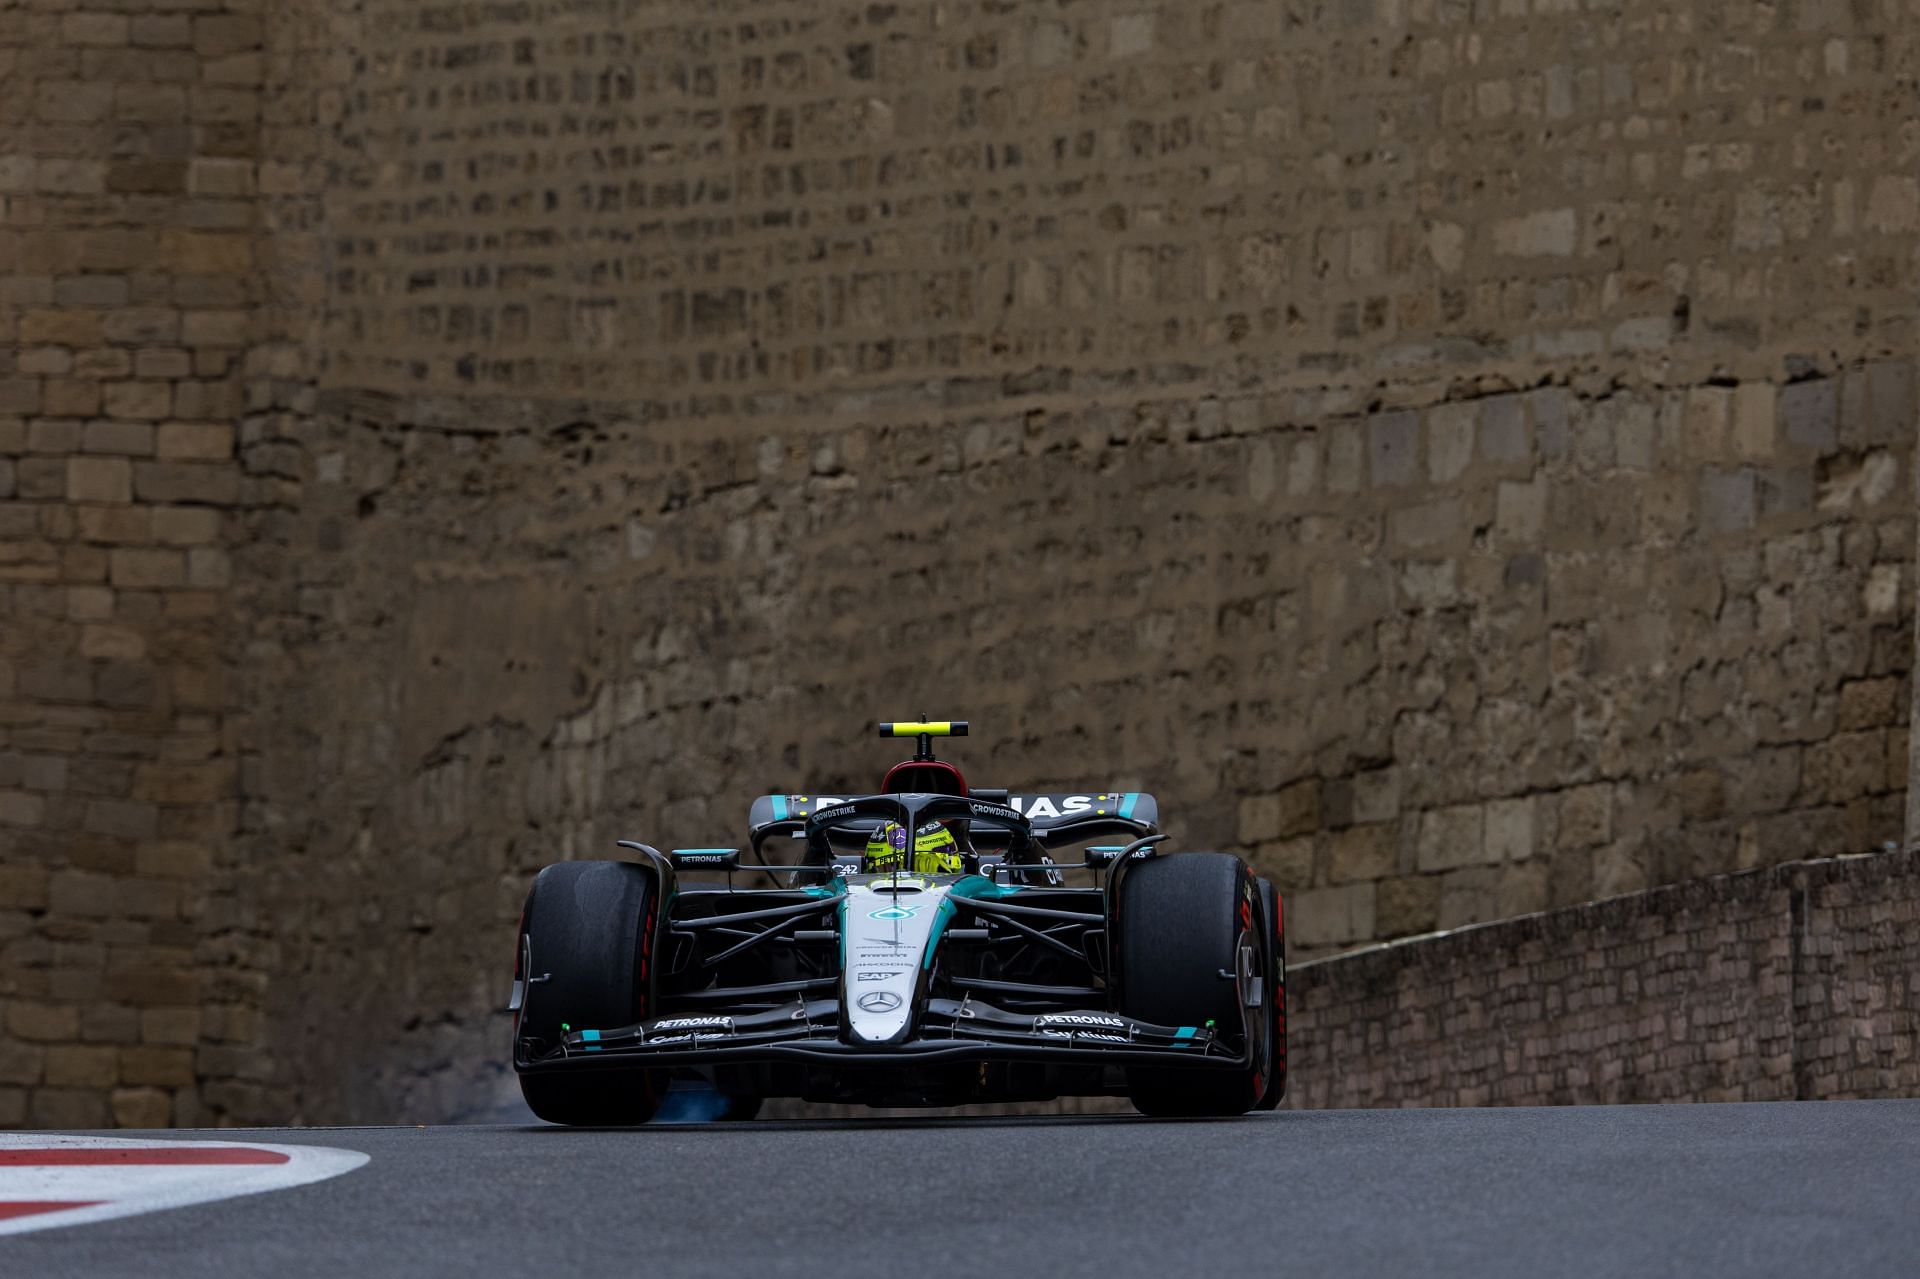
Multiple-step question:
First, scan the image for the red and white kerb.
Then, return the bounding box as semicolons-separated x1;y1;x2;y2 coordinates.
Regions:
0;1134;368;1236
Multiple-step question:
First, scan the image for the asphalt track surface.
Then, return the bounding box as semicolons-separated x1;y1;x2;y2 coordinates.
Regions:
6;1101;1919;1278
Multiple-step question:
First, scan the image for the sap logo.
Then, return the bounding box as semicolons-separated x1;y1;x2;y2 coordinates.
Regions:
1036;1014;1127;1030
651;1016;732;1032
856;970;905;982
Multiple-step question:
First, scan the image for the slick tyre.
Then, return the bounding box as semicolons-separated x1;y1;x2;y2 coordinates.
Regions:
1120;852;1268;1118
514;859;665;1126
1253;876;1287;1111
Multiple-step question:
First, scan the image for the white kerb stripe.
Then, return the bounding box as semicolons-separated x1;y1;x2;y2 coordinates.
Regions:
0;1133;369;1236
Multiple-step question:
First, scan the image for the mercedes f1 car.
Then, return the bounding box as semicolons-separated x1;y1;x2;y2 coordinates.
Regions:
510;722;1286;1121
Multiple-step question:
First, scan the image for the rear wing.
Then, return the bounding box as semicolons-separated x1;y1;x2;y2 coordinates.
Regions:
996;791;1157;829
746;790;1158;848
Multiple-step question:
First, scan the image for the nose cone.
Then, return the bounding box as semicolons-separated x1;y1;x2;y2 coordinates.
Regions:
840;882;946;1045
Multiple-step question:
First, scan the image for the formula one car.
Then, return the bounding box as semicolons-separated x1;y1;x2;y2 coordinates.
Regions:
509;722;1286;1122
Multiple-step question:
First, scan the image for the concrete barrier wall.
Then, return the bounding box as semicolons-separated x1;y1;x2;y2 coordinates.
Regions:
1287;848;1920;1108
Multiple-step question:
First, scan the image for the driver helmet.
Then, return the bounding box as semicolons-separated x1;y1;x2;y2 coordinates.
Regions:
863;820;964;875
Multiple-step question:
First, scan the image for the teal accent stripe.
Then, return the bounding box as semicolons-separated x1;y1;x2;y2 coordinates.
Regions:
673;848;735;854
772;795;789;821
1175;1026;1196;1038
922;899;957;969
1118;792;1139;819
582;1028;602;1052
945;874;1025;901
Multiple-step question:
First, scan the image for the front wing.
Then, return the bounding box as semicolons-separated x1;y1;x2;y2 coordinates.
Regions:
517;999;1248;1073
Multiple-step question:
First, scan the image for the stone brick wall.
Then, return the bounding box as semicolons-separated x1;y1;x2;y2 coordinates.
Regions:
1287;847;1920;1107
2;0;1917;1125
0;1;270;1126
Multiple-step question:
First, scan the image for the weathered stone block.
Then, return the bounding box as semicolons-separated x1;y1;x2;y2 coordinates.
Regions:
1389;498;1462;548
67;456;132;504
0;864;50;910
1368;410;1419;488
133;460;239;504
109;547;186;588
131;15;192;46
1417;804;1487;871
61;13;130;45
1802;732;1887;805
1428;403;1474;482
111;1086;174;1129
140;1007;202;1046
0;789;48;828
67;585;114;621
151;505;219;545
103;381;173;421
1251;838;1314;892
1292;883;1376;949
1351;769;1401;824
119;1046;196;1088
45;1044;120;1089
1328;822;1396;884
1700;467;1756;534
83;797;157;840
179;309;249;346
155;421;233;461
0;1041;45;1087
1779;380;1838;450
1376;875;1439;937
82;419;155;455
1326;422;1363;494
1496;477;1545;540
106;968;201;1006
79;624;147;660
1731;384;1776;459
136;841;213;880
1437;867;1500;928
1496;859;1549;916
1838;677;1901;732
193;13;265;58
30;1089;108;1129
1493;208;1577;257
1486;797;1536;861
1686;387;1731;458
1557;785;1613;848
6;1001;80;1042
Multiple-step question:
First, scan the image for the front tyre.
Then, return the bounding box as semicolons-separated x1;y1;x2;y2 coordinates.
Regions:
514;859;665;1125
1121;852;1270;1118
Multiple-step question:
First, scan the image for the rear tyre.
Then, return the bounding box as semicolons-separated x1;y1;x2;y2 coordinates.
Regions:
514;859;666;1126
1120;853;1268;1117
1253;877;1287;1111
